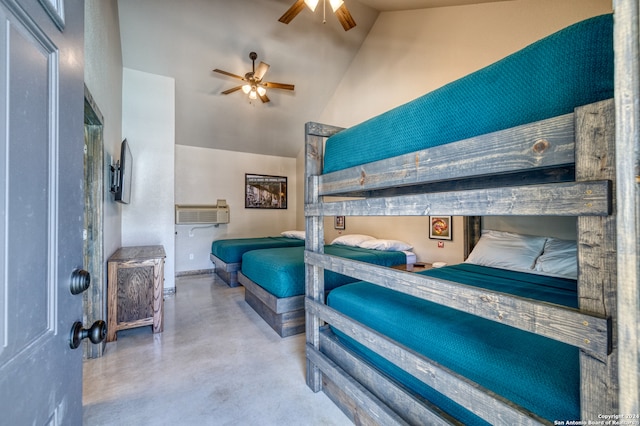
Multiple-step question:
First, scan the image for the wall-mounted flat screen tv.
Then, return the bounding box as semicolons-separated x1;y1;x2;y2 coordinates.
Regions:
115;139;132;204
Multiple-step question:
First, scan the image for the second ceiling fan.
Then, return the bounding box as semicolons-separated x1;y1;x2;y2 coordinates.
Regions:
279;0;356;31
213;52;294;103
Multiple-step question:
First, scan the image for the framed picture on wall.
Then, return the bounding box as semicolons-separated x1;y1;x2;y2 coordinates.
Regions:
334;216;345;230
245;174;287;209
429;216;452;240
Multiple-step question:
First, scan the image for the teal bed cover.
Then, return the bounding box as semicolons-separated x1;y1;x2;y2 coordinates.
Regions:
327;263;579;424
323;14;613;173
210;236;304;264
241;245;407;298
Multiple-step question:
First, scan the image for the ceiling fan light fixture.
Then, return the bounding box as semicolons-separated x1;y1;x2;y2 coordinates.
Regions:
304;0;319;12
329;0;344;12
215;51;294;103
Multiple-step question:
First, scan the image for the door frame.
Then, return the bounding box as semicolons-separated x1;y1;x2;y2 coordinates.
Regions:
83;84;105;359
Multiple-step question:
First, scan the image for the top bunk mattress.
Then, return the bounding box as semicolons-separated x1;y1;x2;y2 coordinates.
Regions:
322;14;613;173
210;236;305;264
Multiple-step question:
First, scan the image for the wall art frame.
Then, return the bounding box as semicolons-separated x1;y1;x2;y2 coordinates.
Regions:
245;174;287;209
429;216;452;240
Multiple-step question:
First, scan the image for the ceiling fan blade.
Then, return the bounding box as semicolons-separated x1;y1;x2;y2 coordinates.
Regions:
254;62;270;81
264;82;295;91
213;69;245;80
335;4;356;31
278;0;305;24
259;92;270;103
221;86;243;95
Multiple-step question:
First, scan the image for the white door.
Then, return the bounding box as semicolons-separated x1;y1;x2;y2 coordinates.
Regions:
0;0;89;424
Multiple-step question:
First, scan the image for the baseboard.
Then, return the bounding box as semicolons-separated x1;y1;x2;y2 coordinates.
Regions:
175;268;215;277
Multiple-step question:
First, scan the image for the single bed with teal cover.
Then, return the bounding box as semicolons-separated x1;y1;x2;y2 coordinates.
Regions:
238;244;409;337
209;236;304;286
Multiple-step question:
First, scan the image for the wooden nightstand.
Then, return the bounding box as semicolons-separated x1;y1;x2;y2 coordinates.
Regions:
107;245;166;342
392;262;433;273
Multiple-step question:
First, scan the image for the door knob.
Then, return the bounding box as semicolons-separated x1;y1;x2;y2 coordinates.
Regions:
69;320;106;349
70;269;90;295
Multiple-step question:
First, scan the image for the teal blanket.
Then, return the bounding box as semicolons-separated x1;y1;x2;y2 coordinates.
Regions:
210;236;304;264
241;245;407;298
323;14;613;173
327;264;579;424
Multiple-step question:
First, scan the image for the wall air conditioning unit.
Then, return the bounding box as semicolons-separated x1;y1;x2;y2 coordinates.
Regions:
175;201;229;224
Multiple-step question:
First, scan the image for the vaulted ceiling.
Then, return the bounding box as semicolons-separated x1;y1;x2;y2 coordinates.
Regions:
117;0;510;158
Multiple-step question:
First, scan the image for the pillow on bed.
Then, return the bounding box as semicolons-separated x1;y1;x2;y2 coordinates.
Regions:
359;239;413;251
534;238;577;279
465;230;547;271
280;230;305;240
330;234;375;247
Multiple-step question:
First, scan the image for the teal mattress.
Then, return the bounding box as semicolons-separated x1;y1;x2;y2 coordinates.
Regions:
210;236;304;264
327;263;579;424
241;245;407;298
323;14;613;173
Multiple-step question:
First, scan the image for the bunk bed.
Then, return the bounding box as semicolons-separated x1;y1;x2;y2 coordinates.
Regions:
304;13;618;425
209;232;305;286
237;237;414;337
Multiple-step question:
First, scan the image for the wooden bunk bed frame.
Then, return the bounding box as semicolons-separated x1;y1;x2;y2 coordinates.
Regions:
303;5;639;422
304;98;616;424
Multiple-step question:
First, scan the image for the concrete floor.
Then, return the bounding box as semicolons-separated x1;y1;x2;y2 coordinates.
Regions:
83;274;351;426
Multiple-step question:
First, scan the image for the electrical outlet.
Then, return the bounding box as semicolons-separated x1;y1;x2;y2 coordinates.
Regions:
189;253;194;260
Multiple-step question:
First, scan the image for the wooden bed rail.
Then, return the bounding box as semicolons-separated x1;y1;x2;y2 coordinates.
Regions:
305;252;610;359
317;111;576;197
613;0;640;414
306;181;611;217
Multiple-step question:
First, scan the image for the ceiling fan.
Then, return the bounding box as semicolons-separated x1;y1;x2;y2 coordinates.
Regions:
279;0;356;31
213;52;295;103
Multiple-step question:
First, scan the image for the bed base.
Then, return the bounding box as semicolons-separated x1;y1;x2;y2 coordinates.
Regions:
305;99;618;424
237;271;305;337
309;327;455;426
209;253;241;287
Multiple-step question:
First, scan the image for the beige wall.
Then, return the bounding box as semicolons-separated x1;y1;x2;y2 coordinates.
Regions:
321;0;612;127
175;145;298;273
300;0;612;264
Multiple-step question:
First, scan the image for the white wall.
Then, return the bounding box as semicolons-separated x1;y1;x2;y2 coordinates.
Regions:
122;68;176;290
175;145;297;273
305;0;612;264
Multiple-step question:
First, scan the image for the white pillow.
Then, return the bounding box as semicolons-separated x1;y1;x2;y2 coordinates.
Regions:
534;238;577;279
281;230;305;240
465;230;547;271
359;239;413;251
330;234;376;247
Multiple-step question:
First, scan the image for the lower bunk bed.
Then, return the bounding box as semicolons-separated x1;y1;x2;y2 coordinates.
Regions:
238;239;414;337
209;232;305;286
320;263;580;425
